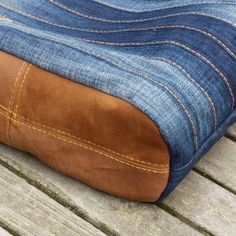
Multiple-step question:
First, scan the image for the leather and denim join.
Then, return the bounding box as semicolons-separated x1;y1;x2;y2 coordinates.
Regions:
0;0;235;202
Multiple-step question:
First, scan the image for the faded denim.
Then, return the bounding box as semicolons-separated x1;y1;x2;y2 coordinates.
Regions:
0;0;235;201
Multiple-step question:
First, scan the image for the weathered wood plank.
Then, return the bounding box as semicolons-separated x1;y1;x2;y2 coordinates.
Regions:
195;137;236;193
227;123;236;140
0;165;105;236
0;227;12;236
0;144;201;236
164;171;236;236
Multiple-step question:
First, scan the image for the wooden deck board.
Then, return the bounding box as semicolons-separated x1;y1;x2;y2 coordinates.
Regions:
0;124;235;236
0;227;12;236
164;171;236;236
195;137;236;193
0;165;105;236
0;146;201;236
227;123;236;140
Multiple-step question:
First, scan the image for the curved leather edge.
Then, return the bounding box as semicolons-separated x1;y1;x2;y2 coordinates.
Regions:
0;51;170;202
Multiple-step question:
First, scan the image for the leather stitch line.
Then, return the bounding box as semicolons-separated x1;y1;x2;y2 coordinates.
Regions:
5;61;26;145
9;64;31;147
0;103;168;167
8;62;26;110
0;108;169;173
13;64;32;120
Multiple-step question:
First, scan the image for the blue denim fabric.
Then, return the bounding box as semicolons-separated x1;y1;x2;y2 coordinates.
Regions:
0;0;235;201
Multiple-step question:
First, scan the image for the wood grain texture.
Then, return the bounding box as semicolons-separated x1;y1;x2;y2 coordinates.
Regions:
227;123;236;140
0;165;105;236
195;137;236;193
164;171;236;236
0;144;200;236
0;227;12;236
1;123;235;236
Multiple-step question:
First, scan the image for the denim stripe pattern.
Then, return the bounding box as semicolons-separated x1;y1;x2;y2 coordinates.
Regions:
0;0;235;201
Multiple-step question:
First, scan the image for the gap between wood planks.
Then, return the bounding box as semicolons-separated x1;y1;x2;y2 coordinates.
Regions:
0;126;235;236
0;158;118;236
0;158;211;236
193;168;236;195
0;222;19;236
193;127;236;195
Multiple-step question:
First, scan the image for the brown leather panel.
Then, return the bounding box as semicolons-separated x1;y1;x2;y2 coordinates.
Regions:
0;51;170;202
0;52;26;108
9;121;169;201
17;66;169;166
0;113;5;142
0;53;27;143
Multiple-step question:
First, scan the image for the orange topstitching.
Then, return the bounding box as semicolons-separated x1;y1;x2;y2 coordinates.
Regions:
0;107;169;173
0;102;168;168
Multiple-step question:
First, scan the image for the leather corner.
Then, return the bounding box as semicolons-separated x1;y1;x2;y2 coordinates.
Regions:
0;50;170;202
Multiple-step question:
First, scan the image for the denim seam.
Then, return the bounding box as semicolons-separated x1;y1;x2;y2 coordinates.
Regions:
149;56;218;130
0;103;169;168
2;3;236;61
2;18;233;110
0;107;169;173
172;109;235;171
1;2;236;29
62;38;235;108
0;15;12;22
47;0;236;23
2;11;235;61
90;0;236;13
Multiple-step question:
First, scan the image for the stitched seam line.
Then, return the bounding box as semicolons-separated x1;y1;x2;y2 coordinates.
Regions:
149;56;218;130
5;61;26;145
1;19;234;108
8;64;31;148
0;108;169;173
1;5;235;61
13;64;32;119
8;62;26;109
47;0;236;24
173;109;236;171
77;38;234;109
85;0;236;13
0;16;12;22
0;102;168;167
